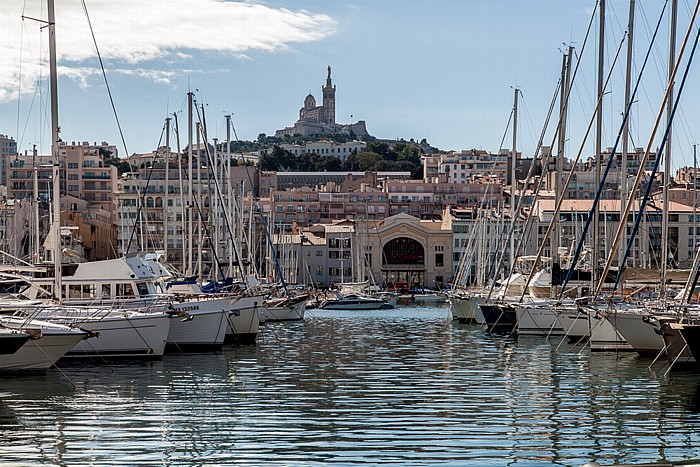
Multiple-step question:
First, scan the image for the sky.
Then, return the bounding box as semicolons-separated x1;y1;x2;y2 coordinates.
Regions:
1;0;699;170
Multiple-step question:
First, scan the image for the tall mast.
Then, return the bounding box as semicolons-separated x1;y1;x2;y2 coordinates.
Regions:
164;117;171;260
661;0;677;299
173;113;187;273
48;0;62;301
509;87;519;275
620;0;635;272
554;49;572;273
695;144;698;253
196;121;203;285
187;92;194;275
593;0;605;289
226;115;233;277
33;145;40;263
212;137;219;273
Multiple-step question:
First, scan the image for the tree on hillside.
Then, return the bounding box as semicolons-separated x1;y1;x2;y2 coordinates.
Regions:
355;151;381;172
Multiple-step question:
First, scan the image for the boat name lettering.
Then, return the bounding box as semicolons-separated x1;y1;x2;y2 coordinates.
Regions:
178;305;200;312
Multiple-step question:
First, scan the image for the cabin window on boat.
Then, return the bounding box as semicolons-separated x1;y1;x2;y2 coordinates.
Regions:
116;283;135;298
136;283;149;297
102;284;111;298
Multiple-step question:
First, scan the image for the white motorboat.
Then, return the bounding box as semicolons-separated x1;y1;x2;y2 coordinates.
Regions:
319;293;394;310
23;255;238;351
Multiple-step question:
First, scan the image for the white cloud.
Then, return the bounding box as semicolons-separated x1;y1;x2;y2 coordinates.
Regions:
0;0;336;101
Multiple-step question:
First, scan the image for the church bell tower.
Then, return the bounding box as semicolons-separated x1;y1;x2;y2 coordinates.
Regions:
322;66;336;125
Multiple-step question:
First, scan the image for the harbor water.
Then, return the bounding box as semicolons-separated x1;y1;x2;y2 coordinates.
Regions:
1;305;700;466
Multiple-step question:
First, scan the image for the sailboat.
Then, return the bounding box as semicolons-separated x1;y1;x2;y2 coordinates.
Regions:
0;0;175;362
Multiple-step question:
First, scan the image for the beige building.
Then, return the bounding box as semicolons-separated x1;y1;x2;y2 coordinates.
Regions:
365;213;453;289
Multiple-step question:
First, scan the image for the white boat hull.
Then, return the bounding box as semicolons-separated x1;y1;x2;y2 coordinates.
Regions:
0;331;29;367
226;295;262;345
44;311;171;359
516;303;565;336
262;300;306;322
449;295;475;323
606;311;667;355
2;330;87;370
167;298;230;350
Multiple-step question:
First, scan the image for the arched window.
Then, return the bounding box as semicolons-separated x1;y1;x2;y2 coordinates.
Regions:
382;237;424;265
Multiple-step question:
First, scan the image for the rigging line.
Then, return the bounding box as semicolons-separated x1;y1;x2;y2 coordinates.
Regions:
497;109;513;153
80;0;129;158
16;17;25;148
560;0;670;298
611;5;700;293
519;32;627;302
125;122;166;254
229;118;289;294
519;96;539;153
193;102;244;281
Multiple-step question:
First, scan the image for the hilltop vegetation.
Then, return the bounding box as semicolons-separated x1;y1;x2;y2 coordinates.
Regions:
253;134;429;179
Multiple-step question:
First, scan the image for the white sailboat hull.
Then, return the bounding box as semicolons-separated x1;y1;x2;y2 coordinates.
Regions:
449;295;475;323
0;330;30;367
606;310;667;355
262;299;306;322
1;330;87;370
516;303;565;336
167;298;230;350
226;295;262;344
39;311;171;358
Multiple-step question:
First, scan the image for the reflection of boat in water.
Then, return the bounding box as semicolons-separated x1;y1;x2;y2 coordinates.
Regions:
319;293;394;310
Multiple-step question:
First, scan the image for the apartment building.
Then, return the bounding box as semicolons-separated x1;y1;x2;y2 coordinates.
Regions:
0;134;18;186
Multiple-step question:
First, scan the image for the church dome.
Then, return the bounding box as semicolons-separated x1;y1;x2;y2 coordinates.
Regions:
304;94;316;109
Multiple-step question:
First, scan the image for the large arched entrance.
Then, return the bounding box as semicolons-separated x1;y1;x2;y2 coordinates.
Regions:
382;237;425;289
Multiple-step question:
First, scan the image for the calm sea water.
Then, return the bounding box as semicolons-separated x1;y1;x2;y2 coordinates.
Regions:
1;305;700;466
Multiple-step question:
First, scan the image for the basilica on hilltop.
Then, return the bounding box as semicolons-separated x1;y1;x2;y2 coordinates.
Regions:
275;67;368;138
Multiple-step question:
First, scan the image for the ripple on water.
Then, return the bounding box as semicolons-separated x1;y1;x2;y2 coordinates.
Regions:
0;305;699;465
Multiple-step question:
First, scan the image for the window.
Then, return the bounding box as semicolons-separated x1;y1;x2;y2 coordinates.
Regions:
435;253;444;267
435;245;444;252
316;250;323;256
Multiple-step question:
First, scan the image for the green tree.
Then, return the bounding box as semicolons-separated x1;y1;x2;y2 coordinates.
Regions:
355;151;381;171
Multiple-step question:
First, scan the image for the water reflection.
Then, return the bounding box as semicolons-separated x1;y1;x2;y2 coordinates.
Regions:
0;306;698;465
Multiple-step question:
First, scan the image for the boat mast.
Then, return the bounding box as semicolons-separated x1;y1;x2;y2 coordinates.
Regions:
620;0;635;273
661;0;677;300
164;116;170;261
212;137;219;275
173;113;187;273
33;145;40;263
694;143;698;252
593;0;605;290
509;86;519;277
48;0;62;301
187;91;194;275
226;115;233;277
196;121;203;285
